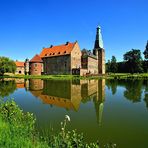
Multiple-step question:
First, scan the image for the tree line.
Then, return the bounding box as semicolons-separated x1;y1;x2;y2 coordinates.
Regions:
106;41;148;73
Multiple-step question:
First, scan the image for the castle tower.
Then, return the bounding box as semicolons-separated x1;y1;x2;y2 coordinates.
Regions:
25;58;29;75
29;54;43;75
93;25;105;74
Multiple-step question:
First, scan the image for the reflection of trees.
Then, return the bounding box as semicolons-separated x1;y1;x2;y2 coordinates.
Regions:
143;80;148;109
0;80;16;98
106;79;118;95
124;80;143;103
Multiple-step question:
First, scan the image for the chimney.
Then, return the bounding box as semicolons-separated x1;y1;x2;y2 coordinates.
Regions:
65;41;69;45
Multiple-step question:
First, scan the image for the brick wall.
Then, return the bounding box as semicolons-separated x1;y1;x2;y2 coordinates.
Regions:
30;62;43;75
98;49;105;74
71;42;81;69
87;57;98;74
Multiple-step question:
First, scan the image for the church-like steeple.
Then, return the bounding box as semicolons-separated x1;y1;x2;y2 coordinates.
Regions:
93;25;105;75
94;25;104;49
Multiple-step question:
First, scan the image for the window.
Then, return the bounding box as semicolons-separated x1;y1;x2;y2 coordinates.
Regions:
65;62;67;67
58;52;60;54
64;51;66;54
34;63;37;67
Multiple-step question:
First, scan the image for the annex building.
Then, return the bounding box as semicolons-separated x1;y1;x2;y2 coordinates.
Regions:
15;26;105;76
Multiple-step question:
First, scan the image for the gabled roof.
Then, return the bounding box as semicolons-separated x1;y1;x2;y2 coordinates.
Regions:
15;61;24;67
30;54;43;63
40;42;76;58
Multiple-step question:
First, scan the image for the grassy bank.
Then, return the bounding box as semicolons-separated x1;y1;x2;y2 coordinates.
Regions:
0;99;106;148
1;73;148;80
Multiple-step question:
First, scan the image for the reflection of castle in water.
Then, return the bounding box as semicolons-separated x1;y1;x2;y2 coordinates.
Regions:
12;78;105;125
26;79;105;125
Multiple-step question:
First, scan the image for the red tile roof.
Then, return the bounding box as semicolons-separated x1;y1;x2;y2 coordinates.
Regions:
30;54;43;63
40;42;76;58
15;61;24;67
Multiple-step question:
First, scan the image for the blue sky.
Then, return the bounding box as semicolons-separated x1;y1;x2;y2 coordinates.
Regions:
0;0;147;62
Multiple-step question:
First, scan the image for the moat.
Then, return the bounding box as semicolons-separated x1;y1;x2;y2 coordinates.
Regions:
1;79;148;148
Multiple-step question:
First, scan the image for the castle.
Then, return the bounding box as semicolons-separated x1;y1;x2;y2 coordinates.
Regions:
15;26;105;76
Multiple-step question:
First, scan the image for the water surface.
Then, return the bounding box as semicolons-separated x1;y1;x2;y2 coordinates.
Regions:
1;78;148;148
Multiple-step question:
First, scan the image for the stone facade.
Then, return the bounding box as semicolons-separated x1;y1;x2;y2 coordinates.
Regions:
87;57;98;74
43;55;71;74
70;42;81;69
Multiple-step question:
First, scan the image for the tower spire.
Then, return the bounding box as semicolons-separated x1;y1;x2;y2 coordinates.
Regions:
94;25;104;49
93;25;105;75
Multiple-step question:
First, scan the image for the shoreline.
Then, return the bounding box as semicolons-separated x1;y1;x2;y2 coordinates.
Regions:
0;73;148;80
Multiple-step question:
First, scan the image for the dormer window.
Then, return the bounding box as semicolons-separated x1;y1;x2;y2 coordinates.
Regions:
45;54;47;56
50;53;52;55
53;53;55;55
58;52;60;54
64;51;66;54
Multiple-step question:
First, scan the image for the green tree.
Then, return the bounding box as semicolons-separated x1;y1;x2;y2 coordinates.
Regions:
110;56;118;73
123;49;143;73
143;41;148;60
106;60;111;73
143;41;148;72
0;57;16;76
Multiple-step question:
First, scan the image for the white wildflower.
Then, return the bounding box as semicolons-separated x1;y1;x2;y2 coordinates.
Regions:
65;115;70;122
61;128;64;131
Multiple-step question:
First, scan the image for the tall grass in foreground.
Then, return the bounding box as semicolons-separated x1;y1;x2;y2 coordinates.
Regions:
0;99;116;148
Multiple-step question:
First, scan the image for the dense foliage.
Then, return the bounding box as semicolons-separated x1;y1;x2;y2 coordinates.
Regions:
0;57;16;76
143;41;148;60
123;49;143;73
106;48;148;73
107;56;117;73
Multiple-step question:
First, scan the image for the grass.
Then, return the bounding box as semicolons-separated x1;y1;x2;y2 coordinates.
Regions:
106;73;148;79
1;73;148;80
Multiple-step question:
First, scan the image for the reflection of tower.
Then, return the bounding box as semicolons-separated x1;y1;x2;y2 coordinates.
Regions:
25;58;29;75
93;26;105;74
93;79;105;126
25;79;29;91
29;79;44;91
